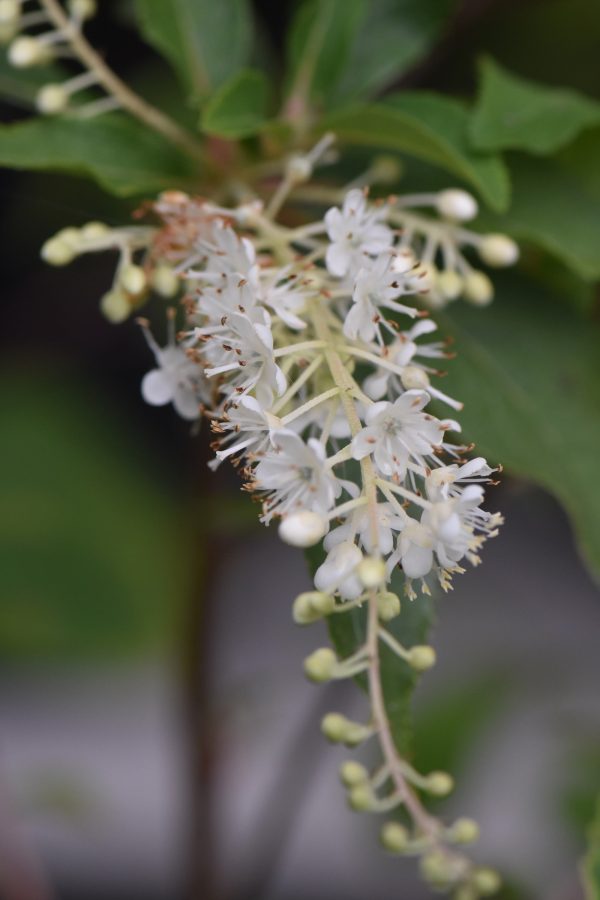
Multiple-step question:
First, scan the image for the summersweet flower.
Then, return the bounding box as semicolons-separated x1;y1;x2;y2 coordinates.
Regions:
324;188;393;277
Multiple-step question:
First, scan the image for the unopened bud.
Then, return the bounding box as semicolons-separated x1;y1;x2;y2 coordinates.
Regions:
287;154;312;183
36;84;69;115
41;237;75;266
454;887;477;900
9;36;50;67
426;771;454;797
68;0;97;18
437;269;463;300
279;510;327;548
436;189;478;222
292;591;334;625
151;265;179;298
380;821;410;853
100;289;130;323
420;850;454;886
321;713;371;746
371;154;402;185
357;556;386;588
339;760;369;787
304;647;336;682
478;233;519;268
119;264;147;296
449;817;480;844
407;644;436;671
377;591;401;621
80;221;110;241
347;783;372;811
463;271;493;306
401;365;430;391
472;868;501;895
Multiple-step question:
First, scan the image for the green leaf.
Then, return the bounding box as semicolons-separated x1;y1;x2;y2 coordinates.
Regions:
439;274;600;582
286;0;365;106
331;0;457;104
477;155;600;281
0;369;189;660
471;57;600;155
306;543;434;756
0;114;194;196
134;0;253;100
201;68;269;139
320;92;510;211
582;796;600;900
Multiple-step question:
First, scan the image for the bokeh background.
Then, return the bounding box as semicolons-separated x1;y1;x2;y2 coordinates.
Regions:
1;1;599;899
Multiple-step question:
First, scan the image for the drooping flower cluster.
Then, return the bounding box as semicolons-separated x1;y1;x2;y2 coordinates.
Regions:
42;172;516;898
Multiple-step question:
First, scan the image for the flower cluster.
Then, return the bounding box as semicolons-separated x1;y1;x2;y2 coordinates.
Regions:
42;168;516;897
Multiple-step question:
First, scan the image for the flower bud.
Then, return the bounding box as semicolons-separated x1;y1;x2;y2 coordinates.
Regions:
9;36;50;67
426;771;454;797
304;647;336;682
454;886;477;900
80;221;110;241
436;189;478;222
463;271;493;306
407;644;436;671
36;84;69;115
478;233;519;268
380;821;410;853
292;591;334;625
287;154;312;183
41;236;76;266
377;591;401;621
347;783;372;811
0;0;19;23
357;556;386;588
437;269;463;300
151;265;180;298
339;760;369;787
401;365;430;391
119;264;147;296
449;817;480;844
68;0;97;18
472;868;501;895
0;21;18;43
371;154;403;184
420;850;454;887
100;289;130;323
321;713;371;746
279;510;328;548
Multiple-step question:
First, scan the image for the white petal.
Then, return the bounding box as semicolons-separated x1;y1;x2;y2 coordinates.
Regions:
141;369;173;406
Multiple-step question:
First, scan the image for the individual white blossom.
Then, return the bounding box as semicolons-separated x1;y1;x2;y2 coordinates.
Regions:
324;188;393;277
139;319;208;420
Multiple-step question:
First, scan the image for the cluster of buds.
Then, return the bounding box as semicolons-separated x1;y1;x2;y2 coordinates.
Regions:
42;144;514;895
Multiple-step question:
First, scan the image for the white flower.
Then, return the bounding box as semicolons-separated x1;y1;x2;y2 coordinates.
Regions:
426;458;495;501
324;189;393;278
198;221;259;284
253;429;342;521
343;252;419;343
351;391;444;477
314;541;364;600
140;319;208;420
212;395;282;465
325;502;405;556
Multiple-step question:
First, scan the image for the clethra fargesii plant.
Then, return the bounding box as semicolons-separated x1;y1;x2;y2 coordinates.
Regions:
41;145;518;898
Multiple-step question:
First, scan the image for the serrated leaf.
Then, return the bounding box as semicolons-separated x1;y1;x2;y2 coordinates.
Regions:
201;69;268;138
439;274;600;582
286;0;365;106
0;114;194;196
331;0;457;104
471;57;600;155
320;92;510;211
0;370;188;660
477;155;600;281
582;796;600;900
134;0;253;100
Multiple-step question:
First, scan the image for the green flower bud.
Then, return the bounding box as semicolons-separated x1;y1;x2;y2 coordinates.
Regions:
472;868;501;895
339;760;369;787
454;886;477;900
293;591;334;625
407;644;436;671
119;264;147;296
357;556;386;588
380;821;409;853
100;289;130;323
41;237;76;266
377;591;401;622
426;771;454;797
80;221;110;241
420;850;454;887
304;647;336;682
348;783;372;811
36;84;69;115
400;365;430;391
320;713;371;746
449;817;480;845
437;269;463;300
151;265;180;298
478;233;519;268
463;271;493;306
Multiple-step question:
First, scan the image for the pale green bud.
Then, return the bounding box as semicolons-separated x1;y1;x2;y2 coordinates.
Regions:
80;221;110;241
472;868;501;895
347;783;372;811
357;556;386;588
380;821;409;853
400;365;430;391
426;771;454;797
454;886;477;900
320;713;371;746
407;644;436;671
420;850;454;887
279;510;327;548
449;817;480;844
68;0;96;18
377;591;401;621
292;591;334;625
151;265;179;298
41;237;76;266
119;264;147;296
304;647;336;682
36;84;68;115
478;233;519;268
437;269;463;300
339;760;369;787
9;36;50;67
463;271;493;306
100;289;130;323
436;189;478;222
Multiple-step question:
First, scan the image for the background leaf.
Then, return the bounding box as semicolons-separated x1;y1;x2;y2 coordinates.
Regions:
0;115;195;196
201;69;269;139
331;0;457;104
440;274;600;582
470;57;600;155
134;0;254;101
320;92;510;211
582;796;600;900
